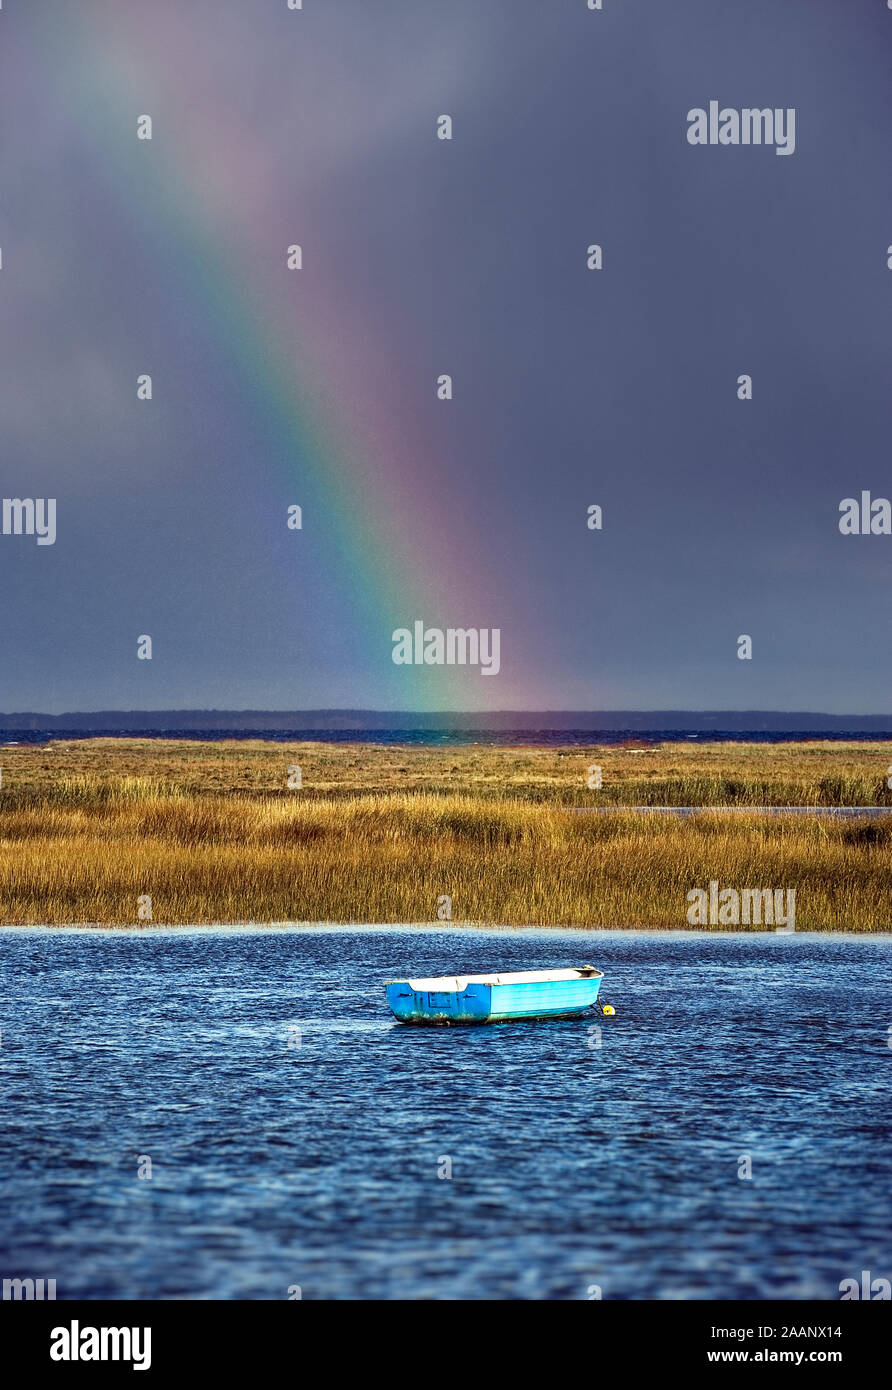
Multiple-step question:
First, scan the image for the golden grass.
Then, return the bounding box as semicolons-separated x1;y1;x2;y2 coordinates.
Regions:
0;739;890;928
2;735;890;805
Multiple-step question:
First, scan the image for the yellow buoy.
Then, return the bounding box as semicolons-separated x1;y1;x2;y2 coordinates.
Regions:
602;1004;615;1016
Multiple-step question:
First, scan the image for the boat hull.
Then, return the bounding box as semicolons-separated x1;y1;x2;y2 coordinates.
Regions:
385;974;602;1025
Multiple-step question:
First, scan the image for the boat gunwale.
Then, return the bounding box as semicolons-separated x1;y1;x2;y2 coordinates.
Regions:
384;966;603;991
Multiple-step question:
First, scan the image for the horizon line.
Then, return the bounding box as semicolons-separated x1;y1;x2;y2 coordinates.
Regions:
2;708;892;721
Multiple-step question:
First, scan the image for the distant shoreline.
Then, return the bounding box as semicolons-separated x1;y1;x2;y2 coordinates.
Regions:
2;708;892;737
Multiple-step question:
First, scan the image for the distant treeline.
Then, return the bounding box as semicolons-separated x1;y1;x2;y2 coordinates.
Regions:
2;709;892;733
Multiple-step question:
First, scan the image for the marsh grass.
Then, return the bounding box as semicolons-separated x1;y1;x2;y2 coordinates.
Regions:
0;739;890;927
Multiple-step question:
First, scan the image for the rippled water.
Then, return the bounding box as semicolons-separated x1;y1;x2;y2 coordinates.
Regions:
1;927;889;1300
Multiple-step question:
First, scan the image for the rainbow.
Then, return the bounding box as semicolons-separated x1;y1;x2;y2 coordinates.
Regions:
22;2;525;708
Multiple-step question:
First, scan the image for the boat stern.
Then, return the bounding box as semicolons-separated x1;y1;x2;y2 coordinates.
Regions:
488;971;602;1020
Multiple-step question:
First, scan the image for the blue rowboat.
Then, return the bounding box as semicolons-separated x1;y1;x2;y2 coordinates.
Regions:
384;965;605;1025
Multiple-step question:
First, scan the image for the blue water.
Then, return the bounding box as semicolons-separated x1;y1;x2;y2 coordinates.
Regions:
3;728;892;747
1;927;889;1300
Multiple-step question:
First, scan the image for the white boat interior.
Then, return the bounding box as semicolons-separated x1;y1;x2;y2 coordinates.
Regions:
400;966;603;991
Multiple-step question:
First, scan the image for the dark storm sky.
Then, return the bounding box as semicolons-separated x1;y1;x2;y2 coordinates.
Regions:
1;0;890;713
